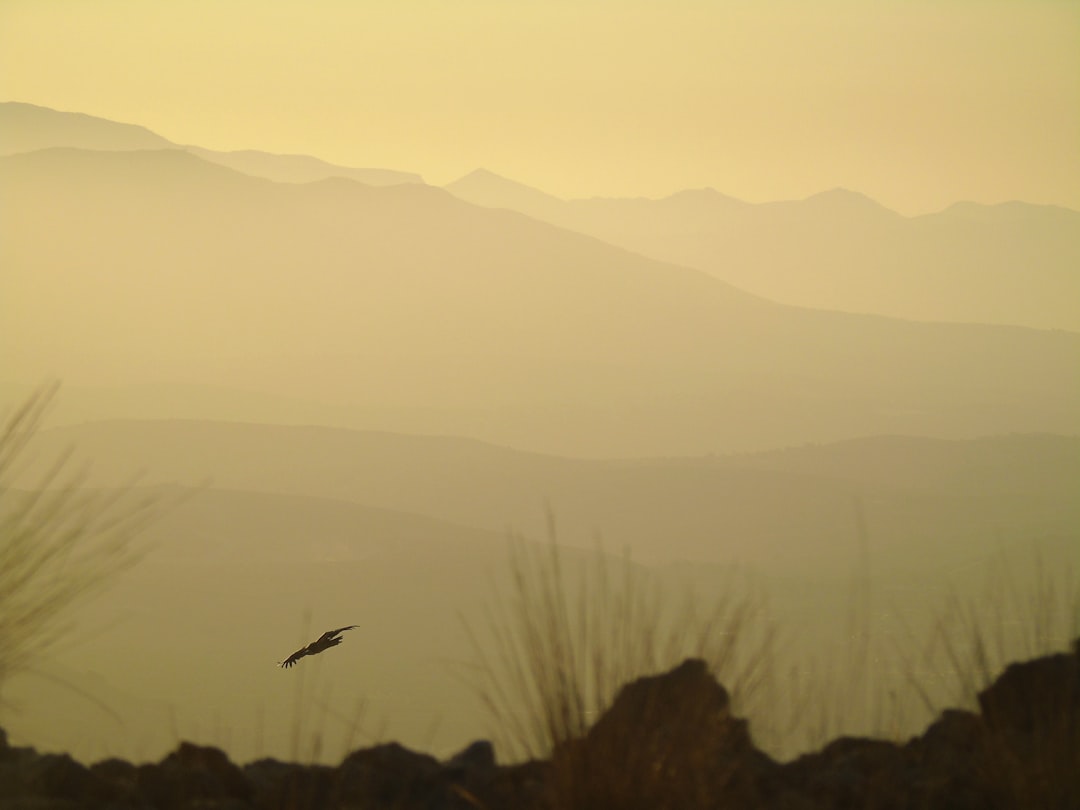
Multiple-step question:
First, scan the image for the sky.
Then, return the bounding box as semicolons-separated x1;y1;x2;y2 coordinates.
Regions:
1;0;1078;213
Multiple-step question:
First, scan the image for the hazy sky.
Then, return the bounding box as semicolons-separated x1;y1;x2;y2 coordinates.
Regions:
2;0;1077;213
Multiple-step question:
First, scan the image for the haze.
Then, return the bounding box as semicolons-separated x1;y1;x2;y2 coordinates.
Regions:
3;0;1078;213
0;0;1078;773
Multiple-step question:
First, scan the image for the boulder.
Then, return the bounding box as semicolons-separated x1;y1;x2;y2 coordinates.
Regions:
974;637;1080;808
244;758;336;810
334;741;440;806
137;741;253;809
549;658;775;809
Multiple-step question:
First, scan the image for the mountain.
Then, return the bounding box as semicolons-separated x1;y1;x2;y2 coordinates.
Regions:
446;171;1080;332
447;168;567;221
4;146;1077;457
7;103;1076;332
20;420;1080;571
0;101;421;186
185;146;423;186
446;169;749;242
0;101;173;154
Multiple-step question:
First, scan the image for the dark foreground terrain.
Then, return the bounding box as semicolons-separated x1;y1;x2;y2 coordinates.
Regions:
2;641;1077;810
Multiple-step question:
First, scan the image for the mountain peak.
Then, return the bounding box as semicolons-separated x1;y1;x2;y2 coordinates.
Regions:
445;168;565;213
795;187;897;217
806;187;886;206
448;168;560;197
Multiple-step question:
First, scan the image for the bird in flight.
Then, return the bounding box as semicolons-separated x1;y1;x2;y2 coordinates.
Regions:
278;625;358;668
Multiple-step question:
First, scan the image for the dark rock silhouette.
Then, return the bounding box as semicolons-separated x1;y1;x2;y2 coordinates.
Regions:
1;641;1077;808
548;658;776;808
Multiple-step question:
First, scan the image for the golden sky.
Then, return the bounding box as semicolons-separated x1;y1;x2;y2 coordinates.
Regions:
2;0;1077;213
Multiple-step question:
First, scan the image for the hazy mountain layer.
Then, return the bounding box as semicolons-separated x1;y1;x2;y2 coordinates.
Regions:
447;169;1080;332
6;102;1074;333
185;146;423;187
3;147;1077;456
0;101;172;155
21;420;1079;571
0;102;421;186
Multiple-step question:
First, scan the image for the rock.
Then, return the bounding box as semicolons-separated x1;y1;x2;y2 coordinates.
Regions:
334;741;440;806
244;758;335;810
19;753;94;799
0;642;1077;809
474;759;551;810
442;739;495;777
781;737;910;809
550;658;775;809
973;638;1080;808
904;709;993;810
137;741;253;809
977;638;1079;738
89;757;141;803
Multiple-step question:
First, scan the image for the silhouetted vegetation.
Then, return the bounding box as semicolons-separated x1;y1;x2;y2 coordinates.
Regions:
465;526;773;763
458;529;1077;808
1;393;1076;807
0;384;158;691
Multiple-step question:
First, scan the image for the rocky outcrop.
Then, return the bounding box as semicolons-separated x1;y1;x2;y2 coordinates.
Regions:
546;658;777;809
1;641;1077;809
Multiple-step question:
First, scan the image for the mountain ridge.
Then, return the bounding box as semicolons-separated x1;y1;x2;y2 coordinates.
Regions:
20;418;1079;567
444;169;1080;332
3;144;1077;456
0;101;422;186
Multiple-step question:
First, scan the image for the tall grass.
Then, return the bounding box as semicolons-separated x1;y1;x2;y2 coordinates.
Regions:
906;547;1078;716
898;547;1080;807
465;511;1078;807
465;518;775;765
0;384;159;694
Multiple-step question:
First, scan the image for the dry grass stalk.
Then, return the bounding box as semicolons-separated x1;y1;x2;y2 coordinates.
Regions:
0;383;159;692
465;520;774;765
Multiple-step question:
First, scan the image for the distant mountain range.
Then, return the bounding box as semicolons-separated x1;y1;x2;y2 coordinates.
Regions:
4;101;1076;771
0;101;422;185
2;102;1078;456
447;169;1080;332
21;419;1079;570
4;101;1076;331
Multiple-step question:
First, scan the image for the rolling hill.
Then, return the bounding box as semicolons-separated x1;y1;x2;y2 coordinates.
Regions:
19;420;1079;571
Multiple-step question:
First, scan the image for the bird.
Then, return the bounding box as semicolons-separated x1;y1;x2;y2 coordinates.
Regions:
278;625;358;668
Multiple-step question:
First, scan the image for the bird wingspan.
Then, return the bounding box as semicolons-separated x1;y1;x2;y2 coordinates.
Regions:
279;626;357;668
320;625;359;641
279;647;308;668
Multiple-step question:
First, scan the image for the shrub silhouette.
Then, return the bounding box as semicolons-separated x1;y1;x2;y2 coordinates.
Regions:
0;383;158;692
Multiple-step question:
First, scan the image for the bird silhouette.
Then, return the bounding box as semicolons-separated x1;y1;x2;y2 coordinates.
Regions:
278;625;358;668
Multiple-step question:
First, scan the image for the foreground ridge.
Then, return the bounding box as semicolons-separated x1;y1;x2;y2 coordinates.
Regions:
2;642;1077;808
